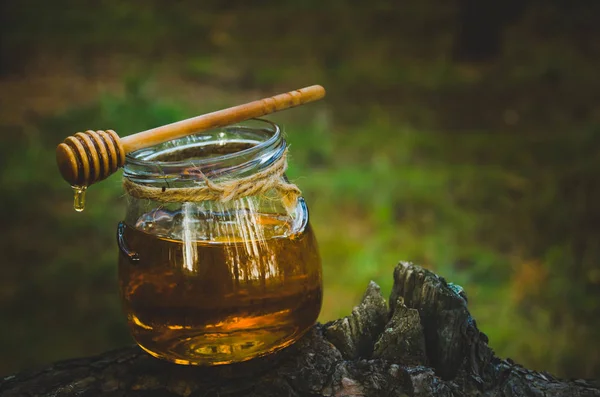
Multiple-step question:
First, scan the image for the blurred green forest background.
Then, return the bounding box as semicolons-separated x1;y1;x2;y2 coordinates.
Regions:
1;0;599;379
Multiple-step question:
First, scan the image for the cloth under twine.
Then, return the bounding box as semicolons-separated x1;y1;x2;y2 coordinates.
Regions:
122;149;301;209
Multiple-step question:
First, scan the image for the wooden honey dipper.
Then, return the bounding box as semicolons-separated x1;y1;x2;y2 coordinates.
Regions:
56;85;326;189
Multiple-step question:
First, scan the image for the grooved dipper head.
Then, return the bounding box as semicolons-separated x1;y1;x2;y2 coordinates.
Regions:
56;129;125;186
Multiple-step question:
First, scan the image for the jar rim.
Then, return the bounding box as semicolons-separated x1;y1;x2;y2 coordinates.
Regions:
122;118;286;185
124;118;281;168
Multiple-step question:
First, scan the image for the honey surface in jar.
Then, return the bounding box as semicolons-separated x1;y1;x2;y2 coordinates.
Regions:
118;206;322;365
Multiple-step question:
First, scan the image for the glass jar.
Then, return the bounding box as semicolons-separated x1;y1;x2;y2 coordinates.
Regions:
117;119;322;365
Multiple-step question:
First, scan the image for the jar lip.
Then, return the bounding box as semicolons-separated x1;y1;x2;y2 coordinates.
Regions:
124;118;281;168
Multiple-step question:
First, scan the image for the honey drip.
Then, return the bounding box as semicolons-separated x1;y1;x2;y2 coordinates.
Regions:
72;186;87;212
118;209;322;365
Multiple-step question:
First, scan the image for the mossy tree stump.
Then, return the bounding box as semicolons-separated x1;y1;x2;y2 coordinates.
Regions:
2;262;599;396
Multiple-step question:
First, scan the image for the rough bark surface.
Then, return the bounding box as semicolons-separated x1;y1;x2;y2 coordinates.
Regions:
2;262;599;397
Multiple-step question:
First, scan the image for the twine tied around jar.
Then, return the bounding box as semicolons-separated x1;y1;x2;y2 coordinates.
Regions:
122;148;302;210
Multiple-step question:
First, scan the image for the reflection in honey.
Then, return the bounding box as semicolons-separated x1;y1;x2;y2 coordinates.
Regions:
118;206;322;365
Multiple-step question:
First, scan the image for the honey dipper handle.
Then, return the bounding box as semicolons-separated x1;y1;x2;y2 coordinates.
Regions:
120;85;326;153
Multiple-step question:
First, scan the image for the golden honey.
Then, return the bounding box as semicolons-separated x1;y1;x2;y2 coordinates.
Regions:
118;211;322;365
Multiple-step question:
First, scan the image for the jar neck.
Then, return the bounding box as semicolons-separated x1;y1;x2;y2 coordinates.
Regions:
123;119;286;187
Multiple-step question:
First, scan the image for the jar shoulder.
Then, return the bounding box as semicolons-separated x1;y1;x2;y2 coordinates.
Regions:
123;195;310;242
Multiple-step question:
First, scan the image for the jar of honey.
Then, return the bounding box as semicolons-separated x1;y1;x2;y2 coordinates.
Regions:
117;119;322;365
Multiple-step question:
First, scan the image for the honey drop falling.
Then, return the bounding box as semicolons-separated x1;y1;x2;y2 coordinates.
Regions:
72;186;87;212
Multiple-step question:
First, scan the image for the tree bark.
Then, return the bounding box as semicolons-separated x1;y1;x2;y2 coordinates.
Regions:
2;262;599;396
